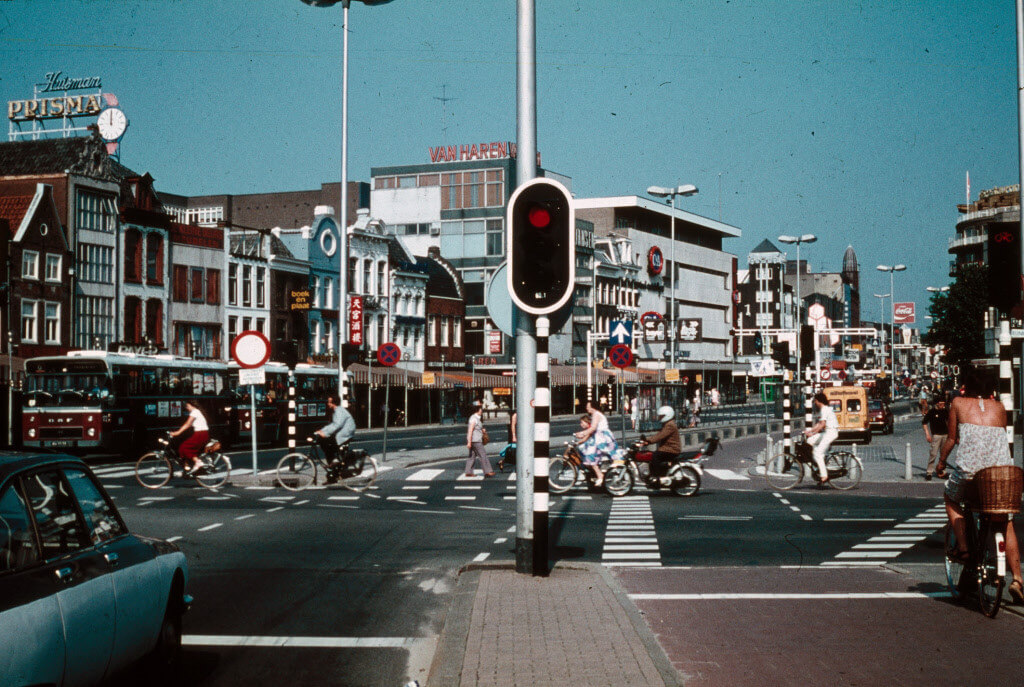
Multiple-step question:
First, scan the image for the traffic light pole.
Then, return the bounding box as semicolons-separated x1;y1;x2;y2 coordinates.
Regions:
514;0;538;575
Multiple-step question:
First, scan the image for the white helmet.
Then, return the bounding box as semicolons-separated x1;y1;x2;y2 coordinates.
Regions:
657;405;675;423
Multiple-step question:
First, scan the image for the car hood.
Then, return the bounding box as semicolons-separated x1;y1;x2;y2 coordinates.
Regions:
137;534;183;556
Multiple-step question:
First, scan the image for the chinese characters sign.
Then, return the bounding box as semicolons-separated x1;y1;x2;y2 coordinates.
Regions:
349;296;364;346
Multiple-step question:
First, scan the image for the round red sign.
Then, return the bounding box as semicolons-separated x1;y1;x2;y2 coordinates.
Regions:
609;344;634;369
648;246;664;275
231;330;271;369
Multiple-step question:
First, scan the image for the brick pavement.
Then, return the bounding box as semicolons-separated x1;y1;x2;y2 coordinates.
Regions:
427;562;682;686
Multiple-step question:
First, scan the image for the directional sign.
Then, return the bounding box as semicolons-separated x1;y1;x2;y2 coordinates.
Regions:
377;342;401;367
609;320;633;346
608;344;634;369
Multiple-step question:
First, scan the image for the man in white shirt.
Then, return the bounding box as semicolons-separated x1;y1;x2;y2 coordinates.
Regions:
804;392;839;483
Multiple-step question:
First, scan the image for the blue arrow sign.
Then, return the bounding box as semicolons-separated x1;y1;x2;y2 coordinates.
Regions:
609;320;633;346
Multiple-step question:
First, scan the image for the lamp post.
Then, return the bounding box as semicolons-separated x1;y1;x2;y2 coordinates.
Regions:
877;264;906;401
777;234;817;381
926;286;950;294
300;0;395;403
872;292;889;370
646;184;698;369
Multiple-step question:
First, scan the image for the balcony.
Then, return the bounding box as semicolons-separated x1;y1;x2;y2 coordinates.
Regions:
956;205;1020;228
948;227;986;251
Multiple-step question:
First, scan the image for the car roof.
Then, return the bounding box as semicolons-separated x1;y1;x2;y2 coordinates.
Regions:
0;453;87;488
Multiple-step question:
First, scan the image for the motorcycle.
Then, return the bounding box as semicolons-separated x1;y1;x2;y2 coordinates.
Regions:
603;436;720;497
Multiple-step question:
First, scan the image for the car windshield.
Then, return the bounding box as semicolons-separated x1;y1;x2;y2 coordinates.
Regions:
868;401;883;411
26;372;111;407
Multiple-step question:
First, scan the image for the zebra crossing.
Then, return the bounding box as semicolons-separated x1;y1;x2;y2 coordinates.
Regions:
602;496;662;567
820;503;946;567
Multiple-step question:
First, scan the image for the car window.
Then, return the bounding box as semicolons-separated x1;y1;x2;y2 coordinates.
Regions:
847;399;862;412
21;470;89;560
64;468;126;545
0;483;38;572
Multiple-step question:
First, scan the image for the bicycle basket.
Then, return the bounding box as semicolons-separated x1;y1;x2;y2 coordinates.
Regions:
974;465;1024;514
204;439;222;454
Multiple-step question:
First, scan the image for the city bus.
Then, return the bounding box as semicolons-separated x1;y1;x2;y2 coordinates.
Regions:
22;351;232;454
228;362;340;445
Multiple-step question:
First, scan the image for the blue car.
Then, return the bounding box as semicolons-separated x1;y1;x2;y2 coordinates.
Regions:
0;454;190;686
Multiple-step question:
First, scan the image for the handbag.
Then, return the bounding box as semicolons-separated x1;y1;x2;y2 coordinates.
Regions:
481;427;490;445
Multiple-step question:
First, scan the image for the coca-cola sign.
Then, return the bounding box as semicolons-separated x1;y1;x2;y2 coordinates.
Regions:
893;302;915;324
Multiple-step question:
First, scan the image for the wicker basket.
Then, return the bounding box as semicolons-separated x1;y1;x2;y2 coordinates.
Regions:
973;465;1024;514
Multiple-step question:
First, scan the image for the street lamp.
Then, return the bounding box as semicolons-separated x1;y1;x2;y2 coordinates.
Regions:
300;0;395;403
777;234;817;381
926;286;950;293
872;292;890;369
877;264;906;401
647;184;698;369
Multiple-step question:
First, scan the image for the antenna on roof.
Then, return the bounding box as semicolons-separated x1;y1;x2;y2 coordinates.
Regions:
434;84;458;146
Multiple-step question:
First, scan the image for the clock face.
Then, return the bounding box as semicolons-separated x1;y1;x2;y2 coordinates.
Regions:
96;107;127;141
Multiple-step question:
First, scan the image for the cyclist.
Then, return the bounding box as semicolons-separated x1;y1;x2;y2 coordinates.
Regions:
639;405;681;486
937;367;1023;603
315;395;356;471
575;400;622;487
170;400;209;474
803;391;838;484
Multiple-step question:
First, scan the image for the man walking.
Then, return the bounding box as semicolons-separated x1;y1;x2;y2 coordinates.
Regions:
922;394;949;480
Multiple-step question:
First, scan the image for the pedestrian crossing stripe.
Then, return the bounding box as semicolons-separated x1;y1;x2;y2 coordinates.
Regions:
820;504;945;566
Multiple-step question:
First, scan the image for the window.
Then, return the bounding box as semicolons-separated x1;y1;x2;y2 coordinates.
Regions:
256;318;266;336
428;315;437;345
313;320;322;353
23;470;88;560
398;175;416;188
0;484;37;572
77;243;114;284
486;169;504;206
206;268;220;305
256;267;266;308
190;268;205;304
242;265;252;307
348;258;358;294
20;300;37;342
228;316;238;343
172;265;188;302
440;168;504;210
312;275;321;308
324;277;333;309
324;320;333;350
76;190;116;233
377;262;386;296
376;315;386;350
228;264;238;305
146;234;163;284
146;299;163;345
124;229;142;282
486;218;503;256
363;260;373;296
74;296;114;349
440;317;449;347
44;254;61;282
65;468;126;544
21;250;39;279
453;318;462;348
44;302;60;344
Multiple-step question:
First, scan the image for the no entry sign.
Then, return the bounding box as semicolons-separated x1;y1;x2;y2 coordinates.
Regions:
231;330;271;369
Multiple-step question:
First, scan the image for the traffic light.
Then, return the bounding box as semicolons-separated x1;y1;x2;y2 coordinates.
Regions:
753;332;763;354
506;178;575;315
800;325;814;366
772;340;790;369
276;340;298;369
986;223;1021;313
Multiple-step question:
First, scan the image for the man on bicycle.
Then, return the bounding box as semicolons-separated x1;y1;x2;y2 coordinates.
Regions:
640;405;681;486
804;392;838;484
316;395;356;470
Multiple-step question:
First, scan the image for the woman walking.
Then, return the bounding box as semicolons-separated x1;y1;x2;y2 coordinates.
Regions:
465;404;495;478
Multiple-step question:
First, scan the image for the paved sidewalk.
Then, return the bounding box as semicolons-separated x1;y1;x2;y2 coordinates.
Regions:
427;562;681;687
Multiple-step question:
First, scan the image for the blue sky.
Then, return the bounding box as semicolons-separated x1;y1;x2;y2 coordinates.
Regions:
1;0;1019;320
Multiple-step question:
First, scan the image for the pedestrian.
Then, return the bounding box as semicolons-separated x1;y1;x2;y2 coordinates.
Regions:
465;404;495;478
170;400;209;474
689;391;701;427
921;394;949;481
629;396;638;430
499;408;517;472
710;388;720;407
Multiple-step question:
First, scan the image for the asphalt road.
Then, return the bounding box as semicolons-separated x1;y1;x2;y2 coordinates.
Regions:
93;415;1024;686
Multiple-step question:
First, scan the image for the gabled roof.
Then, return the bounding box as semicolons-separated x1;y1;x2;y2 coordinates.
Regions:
0;195;33;237
0;133;137;181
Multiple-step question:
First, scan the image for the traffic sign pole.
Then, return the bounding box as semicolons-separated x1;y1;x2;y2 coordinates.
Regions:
232;331;270;478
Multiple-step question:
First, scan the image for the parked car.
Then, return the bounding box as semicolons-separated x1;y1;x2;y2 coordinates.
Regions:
0;453;190;686
867;399;894;434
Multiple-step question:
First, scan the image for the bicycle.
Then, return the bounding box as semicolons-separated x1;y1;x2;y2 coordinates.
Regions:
944;465;1024;618
764;435;862;490
547;441;613;494
135;432;232;491
276;436;378;492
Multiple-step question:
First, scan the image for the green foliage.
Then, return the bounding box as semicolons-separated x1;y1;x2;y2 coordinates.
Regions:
923;264;987;366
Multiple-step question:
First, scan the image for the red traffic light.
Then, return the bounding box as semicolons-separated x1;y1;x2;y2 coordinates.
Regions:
528;205;551;228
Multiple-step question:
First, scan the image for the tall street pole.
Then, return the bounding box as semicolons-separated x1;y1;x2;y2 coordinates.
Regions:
1016;0;1024;429
514;0;538;575
669;195;676;369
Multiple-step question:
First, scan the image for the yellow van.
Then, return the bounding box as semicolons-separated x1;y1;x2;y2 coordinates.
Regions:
822;385;871;445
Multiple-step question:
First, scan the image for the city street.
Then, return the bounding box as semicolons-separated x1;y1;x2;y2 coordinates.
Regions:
89;414;1024;686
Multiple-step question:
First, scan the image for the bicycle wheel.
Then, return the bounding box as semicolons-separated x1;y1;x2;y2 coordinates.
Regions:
978;522;1005;618
603;465;634;497
136;452;173;489
944;525;967;601
195;453;231;491
765;452;802;490
826;452;863;490
276;452;316;491
548;456;578;494
340;451;377;492
671;465;701;497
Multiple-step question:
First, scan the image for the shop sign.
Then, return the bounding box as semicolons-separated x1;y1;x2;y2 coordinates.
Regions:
665;369;680;382
422;371;436;385
678;318;702;343
493;387;512;396
289;289;311;311
349;296;364;346
427;140;541;166
488;330;502;354
648;246;664;275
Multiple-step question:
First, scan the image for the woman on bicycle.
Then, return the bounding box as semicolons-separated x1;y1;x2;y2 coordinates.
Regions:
574;401;622;487
938;367;1023;603
170;400;209;474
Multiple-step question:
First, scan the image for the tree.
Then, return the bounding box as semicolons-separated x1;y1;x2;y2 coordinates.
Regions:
923;264;987;367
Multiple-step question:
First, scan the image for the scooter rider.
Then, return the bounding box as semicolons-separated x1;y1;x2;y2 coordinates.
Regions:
640;405;682;486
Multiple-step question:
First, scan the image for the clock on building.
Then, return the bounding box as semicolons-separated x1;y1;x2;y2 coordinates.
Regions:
96;107;128;142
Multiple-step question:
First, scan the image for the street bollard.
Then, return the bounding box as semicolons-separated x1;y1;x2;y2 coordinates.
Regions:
905;442;912;481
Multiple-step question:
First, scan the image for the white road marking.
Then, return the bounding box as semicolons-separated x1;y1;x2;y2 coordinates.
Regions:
182;635;426;648
403;486;430;490
167;536;182;543
460;505;501;512
235;514;256;521
704;468;750;481
472;553;490;562
407;469;444;482
681;515;752;521
629;592;953;601
198;523;222;532
266;506;284;512
445;496;476;501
